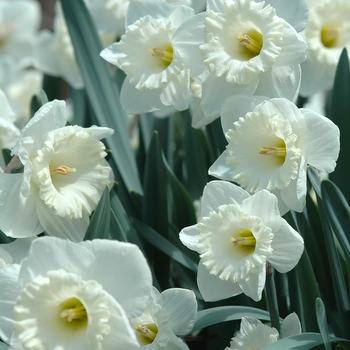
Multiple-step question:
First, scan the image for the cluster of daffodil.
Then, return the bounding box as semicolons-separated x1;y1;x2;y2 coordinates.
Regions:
0;0;349;349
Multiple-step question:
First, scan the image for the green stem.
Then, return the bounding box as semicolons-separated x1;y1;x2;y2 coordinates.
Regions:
265;263;281;333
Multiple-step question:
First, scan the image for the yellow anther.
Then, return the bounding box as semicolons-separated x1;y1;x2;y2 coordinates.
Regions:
238;33;263;56
149;47;173;64
321;26;339;48
50;165;77;176
60;298;87;326
135;324;158;342
258;146;287;157
60;304;87;322
231;229;256;254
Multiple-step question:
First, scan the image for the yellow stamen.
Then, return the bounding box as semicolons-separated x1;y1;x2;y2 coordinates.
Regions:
321;26;339;48
149;47;173;64
50;165;77;176
258;146;286;157
238;32;263;56
135;323;158;344
231;229;256;254
60;298;88;329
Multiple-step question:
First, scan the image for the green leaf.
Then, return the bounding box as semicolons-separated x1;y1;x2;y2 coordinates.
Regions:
316;298;332;350
321;180;350;262
192;306;271;333
131;218;198;273
261;333;348;350
84;187;110;240
60;0;142;194
142;131;169;289
0;342;9;350
329;48;350;201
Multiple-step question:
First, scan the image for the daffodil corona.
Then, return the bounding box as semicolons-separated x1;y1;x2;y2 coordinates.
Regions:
179;181;304;302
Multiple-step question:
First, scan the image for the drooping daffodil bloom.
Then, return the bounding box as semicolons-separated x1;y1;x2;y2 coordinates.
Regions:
130;286;197;349
300;0;350;96
209;96;340;213
173;0;308;125
179;181;304;302
225;313;301;349
0;99;114;241
100;1;195;115
0;237;152;349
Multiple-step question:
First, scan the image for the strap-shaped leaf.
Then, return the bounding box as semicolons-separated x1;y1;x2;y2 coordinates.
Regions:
316;298;332;350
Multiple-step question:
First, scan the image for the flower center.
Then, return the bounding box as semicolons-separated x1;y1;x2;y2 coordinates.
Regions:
135;323;158;344
258;138;287;166
321;26;339;48
238;31;263;59
149;45;173;68
230;228;256;254
60;297;88;329
50;165;77;176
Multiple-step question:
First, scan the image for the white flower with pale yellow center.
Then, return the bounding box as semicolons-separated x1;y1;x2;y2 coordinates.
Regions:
0;237;152;349
300;0;350;96
173;0;308;124
0;100;114;241
179;181;304;302
130;287;197;349
209;96;340;213
225;313;301;349
100;1;195;115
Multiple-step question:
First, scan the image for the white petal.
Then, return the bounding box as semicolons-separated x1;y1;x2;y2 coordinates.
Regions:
0;264;20;343
240;190;281;231
237;264;266;301
0;174;43;238
120;79;165;114
35;198;89;241
179;225;201;251
161;288;197;335
201;180;250;217
208;150;234;181
221;95;268;134
197;262;243;301
19;237;96;288
0;237;36;264
79;240;152;318
254;64;301;102
269;219;304;273
299;110;340;173
280;312;301;337
172;13;207;79
263;0;309;32
201;73;259;118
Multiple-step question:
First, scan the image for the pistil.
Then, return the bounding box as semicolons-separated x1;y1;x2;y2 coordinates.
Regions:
135;323;158;344
258;146;286;157
321;26;339;48
149;47;173;64
238;32;263;56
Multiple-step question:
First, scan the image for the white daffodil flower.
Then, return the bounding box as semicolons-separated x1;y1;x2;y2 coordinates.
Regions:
173;0;308;124
209;96;340;214
0;100;114;241
179;181;304;302
0;237;152;349
300;0;350;96
225;313;301;349
100;1;195;115
0;0;40;68
0;89;20;169
130;287;197;349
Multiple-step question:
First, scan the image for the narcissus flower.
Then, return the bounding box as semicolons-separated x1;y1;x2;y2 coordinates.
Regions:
209;96;340;213
0;237;152;349
100;1;195;114
300;0;350;96
179;181;304;302
225;313;301;349
173;0;308;123
0;100;114;241
130;287;197;349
